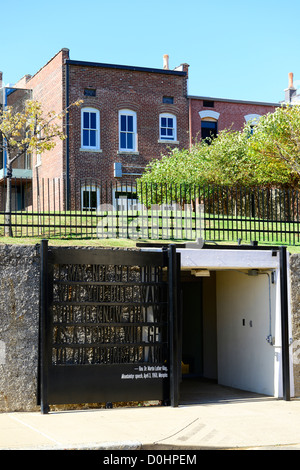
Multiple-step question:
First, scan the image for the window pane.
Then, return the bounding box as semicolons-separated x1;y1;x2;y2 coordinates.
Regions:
163;96;174;104
168;118;173;128
127;133;133;149
203;100;214;107
120;132;126;149
90;191;97;209
90;130;96;147
201;121;217;141
84;89;96;97
202;121;217;129
127;115;133;132
83;191;89;208
167;128;173;136
83;129;89;146
161;117;167;127
90;113;96;129
121;115;127;131
83;112;89;129
161;128;166;136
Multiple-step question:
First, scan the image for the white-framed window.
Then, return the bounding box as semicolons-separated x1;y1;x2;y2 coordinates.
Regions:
25;152;32;169
113;187;140;211
34;126;42;166
81;184;100;211
81;107;100;150
36;153;41;166
119;109;137;152
201;119;218;141
159;113;177;141
199;110;220;142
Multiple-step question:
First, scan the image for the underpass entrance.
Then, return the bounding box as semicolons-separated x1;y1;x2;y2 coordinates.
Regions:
178;244;291;402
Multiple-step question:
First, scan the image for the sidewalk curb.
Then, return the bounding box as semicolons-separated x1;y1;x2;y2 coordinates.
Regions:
0;440;143;451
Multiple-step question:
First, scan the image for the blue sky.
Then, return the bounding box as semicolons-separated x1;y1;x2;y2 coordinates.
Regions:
1;0;300;103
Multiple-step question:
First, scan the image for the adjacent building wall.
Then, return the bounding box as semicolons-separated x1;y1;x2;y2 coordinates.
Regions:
189;96;278;143
15;49;69;180
15;49;70;211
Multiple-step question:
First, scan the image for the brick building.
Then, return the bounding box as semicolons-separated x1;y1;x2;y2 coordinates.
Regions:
5;49;189;210
0;81;33;210
0;48;289;211
188;95;278;144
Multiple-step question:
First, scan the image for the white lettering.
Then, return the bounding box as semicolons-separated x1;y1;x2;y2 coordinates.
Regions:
103;455;138;467
121;374;134;379
147;454;197;464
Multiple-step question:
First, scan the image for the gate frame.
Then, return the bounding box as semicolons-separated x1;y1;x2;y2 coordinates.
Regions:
39;240;181;414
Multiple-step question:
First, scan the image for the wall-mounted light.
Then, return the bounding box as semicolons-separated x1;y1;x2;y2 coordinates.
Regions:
191;269;210;277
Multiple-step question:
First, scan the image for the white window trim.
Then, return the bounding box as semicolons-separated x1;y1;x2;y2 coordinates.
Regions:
118;109;137;152
25;152;32;170
199;110;220;120
81;184;100;211
81;107;101;151
35;153;41;167
34;126;42;167
112;186;142;211
159;113;177;142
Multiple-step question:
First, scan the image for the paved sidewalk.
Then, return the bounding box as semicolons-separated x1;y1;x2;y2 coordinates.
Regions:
1;395;300;450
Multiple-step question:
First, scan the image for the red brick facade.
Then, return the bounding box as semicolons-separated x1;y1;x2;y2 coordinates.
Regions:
13;49;69;209
16;49;69;179
11;49;190;209
189;96;278;144
67;59;190;185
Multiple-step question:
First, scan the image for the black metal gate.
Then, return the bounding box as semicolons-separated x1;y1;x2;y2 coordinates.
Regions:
39;240;181;413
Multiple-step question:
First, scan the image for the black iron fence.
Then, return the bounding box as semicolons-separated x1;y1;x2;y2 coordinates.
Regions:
1;177;300;245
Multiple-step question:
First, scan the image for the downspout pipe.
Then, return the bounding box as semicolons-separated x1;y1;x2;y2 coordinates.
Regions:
189;98;192;149
3;88;7;174
65;60;70;211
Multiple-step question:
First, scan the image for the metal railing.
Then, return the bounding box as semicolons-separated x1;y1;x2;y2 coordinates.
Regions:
0;177;300;244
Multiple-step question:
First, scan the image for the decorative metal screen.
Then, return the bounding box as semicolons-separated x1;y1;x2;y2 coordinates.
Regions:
39;243;180;413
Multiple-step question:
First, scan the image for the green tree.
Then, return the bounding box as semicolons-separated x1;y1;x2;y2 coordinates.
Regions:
0;99;81;236
249;104;300;185
139;128;254;192
137;129;253;205
139;117;296;193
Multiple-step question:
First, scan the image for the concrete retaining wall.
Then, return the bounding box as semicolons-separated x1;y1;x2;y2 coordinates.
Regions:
0;245;40;411
0;244;300;412
289;254;300;396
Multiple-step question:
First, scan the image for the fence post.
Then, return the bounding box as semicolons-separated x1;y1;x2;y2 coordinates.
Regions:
40;239;50;414
279;246;290;401
168;244;180;407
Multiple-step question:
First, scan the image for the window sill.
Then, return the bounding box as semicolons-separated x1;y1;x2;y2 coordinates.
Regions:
117;151;139;155
158;140;179;144
80;148;102;153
